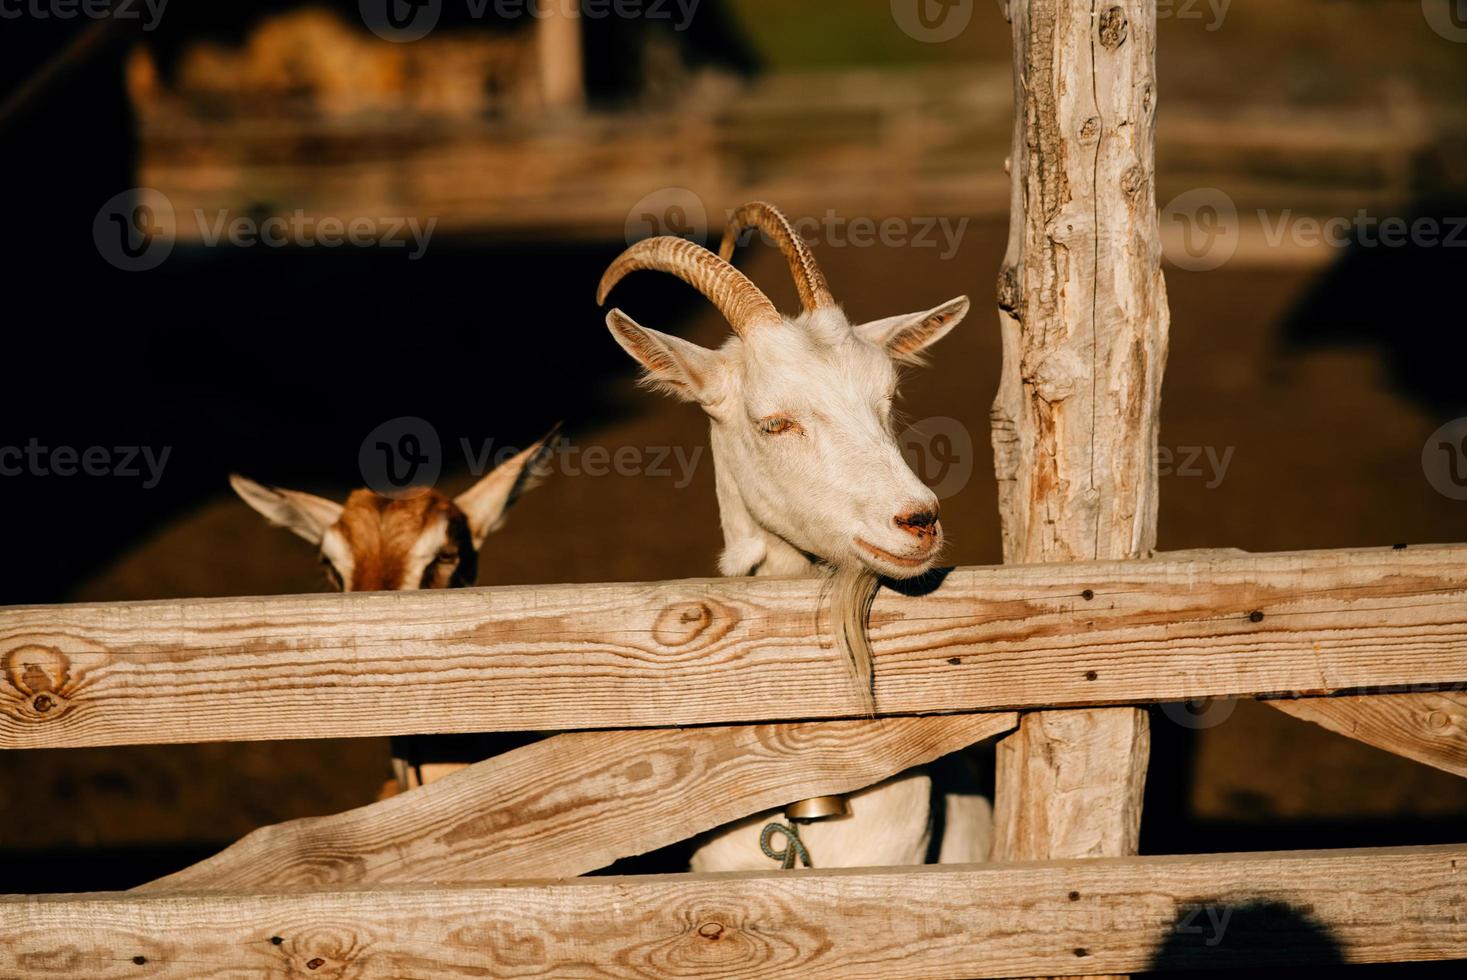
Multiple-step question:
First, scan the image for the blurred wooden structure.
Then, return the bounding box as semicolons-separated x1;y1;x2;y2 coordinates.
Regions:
2;3;1465;977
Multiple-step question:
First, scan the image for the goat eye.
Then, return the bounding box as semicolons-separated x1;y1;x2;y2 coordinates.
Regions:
759;416;802;436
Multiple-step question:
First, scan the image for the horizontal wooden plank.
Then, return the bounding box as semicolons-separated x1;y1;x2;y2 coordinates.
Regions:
1267;692;1467;778
138;712;1016;893
5;845;1464;978
3;544;1466;748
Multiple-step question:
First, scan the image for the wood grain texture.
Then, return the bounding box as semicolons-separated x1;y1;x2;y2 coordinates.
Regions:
990;5;1169;976
990;1;1169;562
3;545;1467;749
6;845;1464;978
137;712;1016;893
1268;692;1467;778
993;708;1149;862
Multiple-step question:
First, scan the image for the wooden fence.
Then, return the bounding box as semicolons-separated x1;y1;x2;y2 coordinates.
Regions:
3;2;1466;977
2;547;1464;976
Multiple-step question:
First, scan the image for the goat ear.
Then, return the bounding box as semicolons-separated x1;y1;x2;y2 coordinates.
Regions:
606;308;722;403
855;295;970;363
229;474;343;545
455;423;560;549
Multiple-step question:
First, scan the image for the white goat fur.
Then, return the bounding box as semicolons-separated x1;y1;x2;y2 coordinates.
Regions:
602;221;986;872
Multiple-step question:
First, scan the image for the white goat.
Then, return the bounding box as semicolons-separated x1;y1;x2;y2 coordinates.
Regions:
598;201;981;871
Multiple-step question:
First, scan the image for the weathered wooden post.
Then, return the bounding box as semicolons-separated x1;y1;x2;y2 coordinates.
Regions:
990;1;1167;976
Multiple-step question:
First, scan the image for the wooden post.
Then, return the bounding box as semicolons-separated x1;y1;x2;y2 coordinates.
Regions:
991;2;1168;976
536;0;585;111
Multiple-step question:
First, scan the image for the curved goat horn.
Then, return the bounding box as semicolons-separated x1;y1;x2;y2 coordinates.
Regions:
597;236;782;338
719;201;835;313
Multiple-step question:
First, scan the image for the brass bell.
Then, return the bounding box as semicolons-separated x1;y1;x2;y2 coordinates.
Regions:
784;794;849;822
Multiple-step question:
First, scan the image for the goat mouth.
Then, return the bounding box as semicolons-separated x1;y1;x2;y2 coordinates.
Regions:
854;535;941;571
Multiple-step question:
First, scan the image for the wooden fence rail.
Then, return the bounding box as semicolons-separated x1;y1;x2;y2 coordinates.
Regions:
137;713;1017;894
3;544;1466;750
5;844;1463;979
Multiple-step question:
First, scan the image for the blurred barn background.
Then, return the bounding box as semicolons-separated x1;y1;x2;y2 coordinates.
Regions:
2;0;1467;935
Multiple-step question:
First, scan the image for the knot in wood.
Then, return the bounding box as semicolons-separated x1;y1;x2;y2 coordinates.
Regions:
996;267;1022;317
1079;116;1101;145
1098;6;1128;49
1121;165;1147;204
697;922;725;940
4;644;72;699
652;599;734;649
1022;348;1087;402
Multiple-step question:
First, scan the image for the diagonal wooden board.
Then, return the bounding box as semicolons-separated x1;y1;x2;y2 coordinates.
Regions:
1268;691;1467;779
9;845;1464;978
137;711;1016;893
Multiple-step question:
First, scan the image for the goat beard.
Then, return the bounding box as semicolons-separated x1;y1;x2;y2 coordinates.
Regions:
821;564;881;716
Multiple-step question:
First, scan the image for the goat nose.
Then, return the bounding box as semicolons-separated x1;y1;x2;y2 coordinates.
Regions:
894;506;940;538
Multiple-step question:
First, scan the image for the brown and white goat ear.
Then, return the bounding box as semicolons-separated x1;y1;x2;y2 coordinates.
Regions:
854;295;970;363
229;474;343;545
605;308;722;403
455;423;560;549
